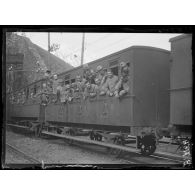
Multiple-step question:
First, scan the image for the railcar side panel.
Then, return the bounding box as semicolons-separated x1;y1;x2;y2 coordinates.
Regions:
132;47;170;127
170;90;192;125
169;34;192;125
12;104;39;118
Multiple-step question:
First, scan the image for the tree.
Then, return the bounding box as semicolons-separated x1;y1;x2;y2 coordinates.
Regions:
49;43;60;53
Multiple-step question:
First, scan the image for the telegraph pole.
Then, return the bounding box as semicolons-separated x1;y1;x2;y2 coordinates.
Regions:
48;32;51;71
81;33;85;65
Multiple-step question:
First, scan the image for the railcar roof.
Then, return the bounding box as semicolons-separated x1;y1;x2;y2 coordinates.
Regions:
58;45;170;75
10;45;170;93
169;34;192;42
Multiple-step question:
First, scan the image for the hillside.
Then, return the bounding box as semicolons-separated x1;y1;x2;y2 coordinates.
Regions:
7;34;73;88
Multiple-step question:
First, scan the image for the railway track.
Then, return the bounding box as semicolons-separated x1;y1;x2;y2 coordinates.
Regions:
6;143;41;164
6;124;187;166
70;140;184;165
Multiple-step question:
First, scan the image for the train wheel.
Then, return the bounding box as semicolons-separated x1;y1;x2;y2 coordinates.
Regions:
115;137;125;145
97;134;102;141
70;130;75;136
140;144;156;155
57;128;62;134
90;132;95;140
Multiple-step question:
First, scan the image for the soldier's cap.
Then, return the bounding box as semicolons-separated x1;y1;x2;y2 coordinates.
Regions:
96;65;103;72
83;63;89;69
53;74;58;79
46;70;51;73
71;83;76;87
90;69;95;74
76;75;81;79
58;79;64;83
120;62;126;68
95;78;100;83
66;84;70;89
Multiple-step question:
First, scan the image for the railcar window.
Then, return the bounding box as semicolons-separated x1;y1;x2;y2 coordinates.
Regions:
110;66;119;76
126;62;130;67
65;80;70;85
71;79;75;83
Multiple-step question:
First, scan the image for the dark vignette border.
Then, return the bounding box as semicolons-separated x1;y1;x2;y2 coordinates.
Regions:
0;25;194;170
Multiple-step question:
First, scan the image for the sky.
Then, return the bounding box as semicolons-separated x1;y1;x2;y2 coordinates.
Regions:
24;32;181;67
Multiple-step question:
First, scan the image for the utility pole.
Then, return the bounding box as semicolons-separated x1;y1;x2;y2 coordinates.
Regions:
48;32;51;71
81;33;85;65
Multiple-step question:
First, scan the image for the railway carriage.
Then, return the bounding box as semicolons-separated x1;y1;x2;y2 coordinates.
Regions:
6;34;193;156
168;34;192;137
8;46;170;137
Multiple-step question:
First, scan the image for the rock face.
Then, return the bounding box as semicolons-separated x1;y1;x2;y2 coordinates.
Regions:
6;34;73;90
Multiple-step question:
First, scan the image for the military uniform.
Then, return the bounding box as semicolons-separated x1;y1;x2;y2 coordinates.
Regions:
83;83;98;98
83;64;96;85
21;92;26;104
62;85;74;103
52;79;63;103
60;85;67;103
74;80;82;99
96;66;108;95
104;73;118;96
114;62;130;98
52;77;59;94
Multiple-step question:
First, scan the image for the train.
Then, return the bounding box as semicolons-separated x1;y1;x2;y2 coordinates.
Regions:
6;34;192;155
168;34;192;137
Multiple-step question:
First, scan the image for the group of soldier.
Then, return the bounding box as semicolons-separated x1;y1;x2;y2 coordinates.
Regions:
9;61;130;106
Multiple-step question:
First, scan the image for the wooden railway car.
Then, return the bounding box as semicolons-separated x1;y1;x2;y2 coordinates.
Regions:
169;34;192;137
8;45;170;137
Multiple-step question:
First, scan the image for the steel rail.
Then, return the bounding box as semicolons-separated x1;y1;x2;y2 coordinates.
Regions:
6;143;41;164
7;123;185;164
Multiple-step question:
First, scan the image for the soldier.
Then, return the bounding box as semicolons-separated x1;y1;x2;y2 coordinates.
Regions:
83;64;96;84
95;67;108;96
44;70;53;92
114;62;130;98
36;83;50;106
74;75;82;98
13;94;17;104
70;82;76;93
104;70;118;97
50;74;58;102
21;91;26;104
17;92;21;104
55;79;63;103
60;84;67;103
9;94;13;104
94;78;101;94
64;84;74;102
96;65;104;82
82;82;96;99
44;69;51;79
52;74;58;94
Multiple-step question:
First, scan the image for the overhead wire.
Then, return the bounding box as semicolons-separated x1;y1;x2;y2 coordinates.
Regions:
58;33;113;60
84;34;138;63
88;34;137;53
56;33;137;65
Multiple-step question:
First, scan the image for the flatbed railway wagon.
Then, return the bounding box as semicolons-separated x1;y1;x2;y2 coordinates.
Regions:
168;34;192;137
7;45;170;154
